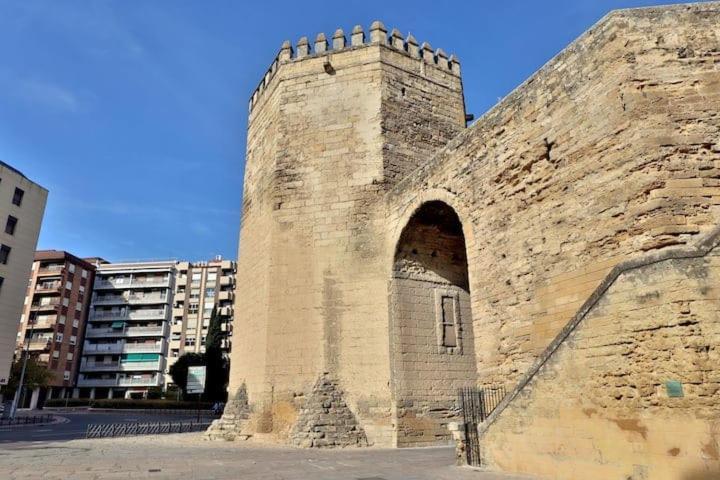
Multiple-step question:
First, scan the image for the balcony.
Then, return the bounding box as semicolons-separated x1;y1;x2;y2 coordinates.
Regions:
82;341;166;355
219;306;233;316
79;361;120;372
37;265;64;276
82;342;124;354
30;300;60;311
218;291;234;302
219;276;235;287
127;293;169;305
28;317;58;329
123;342;165;353
92;293;170;306
93;277;170;290
92;295;127;305
89;308;166;322
176;276;187;287
85;324;167;339
174;292;186;302
80;359;164;373
172;307;184;318
35;282;62;293
77;377;119;387
117;376;161;387
26;339;52;351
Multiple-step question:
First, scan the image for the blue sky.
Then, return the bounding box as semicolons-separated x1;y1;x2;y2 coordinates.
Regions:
0;0;694;262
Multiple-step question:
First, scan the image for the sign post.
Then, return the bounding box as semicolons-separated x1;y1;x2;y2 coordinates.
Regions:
187;366;206;422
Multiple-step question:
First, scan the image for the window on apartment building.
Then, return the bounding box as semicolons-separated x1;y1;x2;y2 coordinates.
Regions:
75;302;82;311
63;371;71;381
81;269;88;279
58;315;66;325
171;349;179;357
62;298;69;307
207;272;217;281
185;338;195;347
69;335;77;345
205;288;215;298
55;333;63;343
72;319;79;328
65;281;72;290
0;244;10;264
67;272;74;282
66;352;73;361
188;303;198;314
52;350;60;358
68;264;75;273
4;215;17;235
12;187;24;206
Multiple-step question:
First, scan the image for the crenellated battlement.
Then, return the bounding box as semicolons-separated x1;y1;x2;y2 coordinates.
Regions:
248;21;461;112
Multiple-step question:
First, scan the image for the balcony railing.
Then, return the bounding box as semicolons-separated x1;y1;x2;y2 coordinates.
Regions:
123;342;164;353
117;376;161;387
80;359;164;372
127;294;168;305
89;309;166;322
82;343;124;354
83;341;166;355
30;300;60;311
92;294;169;306
27;339;52;351
77;377;119;387
79;361;120;372
94;277;170;290
35;282;62;292
37;265;64;276
85;324;167;339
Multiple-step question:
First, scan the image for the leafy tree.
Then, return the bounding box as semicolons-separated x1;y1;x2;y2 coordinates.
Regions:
168;352;204;399
1;356;53;398
204;306;229;402
168;307;229;402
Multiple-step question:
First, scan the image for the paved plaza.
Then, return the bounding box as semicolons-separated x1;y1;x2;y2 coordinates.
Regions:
0;432;532;480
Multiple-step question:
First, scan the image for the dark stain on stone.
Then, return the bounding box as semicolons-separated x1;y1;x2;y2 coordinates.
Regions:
582;408;597;418
611;418;648;439
668;447;680;456
702;440;719;460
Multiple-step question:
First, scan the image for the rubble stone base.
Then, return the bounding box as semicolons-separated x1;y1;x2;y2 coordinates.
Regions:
204;385;251;441
290;373;368;448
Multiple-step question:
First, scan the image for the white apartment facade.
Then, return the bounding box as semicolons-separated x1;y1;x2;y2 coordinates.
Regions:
166;257;235;387
77;260;175;399
0;161;47;388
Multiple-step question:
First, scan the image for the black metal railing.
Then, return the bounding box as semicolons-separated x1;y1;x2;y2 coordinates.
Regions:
86;420;211;439
0;414;54;427
458;386;507;467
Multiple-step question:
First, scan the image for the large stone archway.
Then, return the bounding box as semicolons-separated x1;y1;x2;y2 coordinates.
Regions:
389;200;478;447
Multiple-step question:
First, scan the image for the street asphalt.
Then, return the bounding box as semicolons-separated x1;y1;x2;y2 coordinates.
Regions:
0;410;208;444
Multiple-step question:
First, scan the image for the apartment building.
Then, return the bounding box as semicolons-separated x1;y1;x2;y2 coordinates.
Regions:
16;251;95;407
0;161;47;389
166;257;235;387
77;261;175;399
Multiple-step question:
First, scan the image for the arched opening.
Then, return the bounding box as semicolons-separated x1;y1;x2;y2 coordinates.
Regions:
390;200;478;447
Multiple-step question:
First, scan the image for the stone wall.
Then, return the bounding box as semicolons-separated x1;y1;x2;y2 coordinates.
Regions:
390;201;478;446
386;2;720;392
477;226;720;479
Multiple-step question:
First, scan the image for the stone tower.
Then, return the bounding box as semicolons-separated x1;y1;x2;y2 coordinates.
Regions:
223;22;467;446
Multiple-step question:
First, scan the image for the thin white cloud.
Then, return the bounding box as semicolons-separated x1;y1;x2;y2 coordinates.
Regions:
16;78;81;112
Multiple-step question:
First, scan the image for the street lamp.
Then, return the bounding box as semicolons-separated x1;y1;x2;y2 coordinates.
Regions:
10;317;36;419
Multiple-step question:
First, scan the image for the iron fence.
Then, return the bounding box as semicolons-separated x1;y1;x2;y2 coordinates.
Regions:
458;386;507;467
86;420;211;439
0;414;54;427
